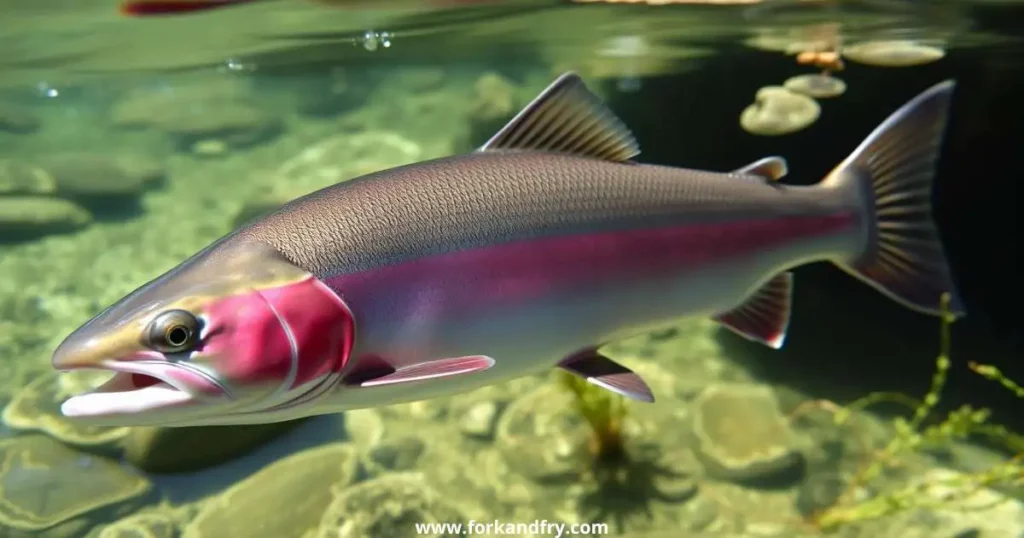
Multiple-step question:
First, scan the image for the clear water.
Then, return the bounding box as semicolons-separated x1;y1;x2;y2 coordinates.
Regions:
0;1;1021;537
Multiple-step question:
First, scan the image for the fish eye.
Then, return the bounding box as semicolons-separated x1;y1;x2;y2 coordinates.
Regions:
146;309;200;354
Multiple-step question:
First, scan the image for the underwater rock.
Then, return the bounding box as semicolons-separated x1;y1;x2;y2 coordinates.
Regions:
459;401;501;440
343;408;385;449
287;67;380;118
690;383;802;483
390;67;447;93
380;398;450;423
852;468;1024;538
189;139;229;157
552;35;710;85
0;196;92;239
0;435;152;537
783;74;847;99
38;153;164;203
494;376;703;531
120;420;306;473
470;72;516;121
794;470;848;520
466;72;518;146
678;495;721;533
843;40;946;67
157;103;282;151
359;416;500;519
110;81;283;151
313;472;468;538
334;72;465;158
495;383;593;483
364;434;426;474
87;507;181;538
740;86;820;136
182;442;359;538
0;159;56;195
0;297;51;399
268;130;423;200
744;25;839;56
232;193;290;229
0;103;41;134
291;68;355;117
1;372;130;450
496;377;700;482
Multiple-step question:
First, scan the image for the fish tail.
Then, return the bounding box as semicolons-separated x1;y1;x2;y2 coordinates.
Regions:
823;80;965;318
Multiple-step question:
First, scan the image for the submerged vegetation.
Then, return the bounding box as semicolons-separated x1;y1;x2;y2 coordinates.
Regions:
552;292;1022;535
806;293;1023;532
556;369;631;464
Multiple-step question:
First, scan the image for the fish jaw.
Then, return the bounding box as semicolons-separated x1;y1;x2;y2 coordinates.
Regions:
52;241;356;427
58;354;223;422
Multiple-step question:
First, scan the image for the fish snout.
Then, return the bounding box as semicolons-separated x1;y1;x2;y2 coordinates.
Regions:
51;327;144;370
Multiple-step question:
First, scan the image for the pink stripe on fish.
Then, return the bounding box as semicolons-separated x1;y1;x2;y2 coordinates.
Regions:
328;213;856;316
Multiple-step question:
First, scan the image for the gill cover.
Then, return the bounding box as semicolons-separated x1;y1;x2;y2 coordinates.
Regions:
52;239;355;423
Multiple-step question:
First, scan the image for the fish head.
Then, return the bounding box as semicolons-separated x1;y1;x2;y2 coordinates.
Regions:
51;239;354;426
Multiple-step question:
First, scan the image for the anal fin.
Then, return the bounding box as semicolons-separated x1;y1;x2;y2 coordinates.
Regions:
558;347;655;403
346;355;495;388
713;272;793;349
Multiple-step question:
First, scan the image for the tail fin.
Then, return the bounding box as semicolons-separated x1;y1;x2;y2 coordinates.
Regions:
826;80;965;318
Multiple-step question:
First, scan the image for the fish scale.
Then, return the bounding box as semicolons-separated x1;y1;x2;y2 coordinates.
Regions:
237;151;841;278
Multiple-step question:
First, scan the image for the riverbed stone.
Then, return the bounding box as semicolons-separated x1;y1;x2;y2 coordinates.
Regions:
691;383;802;483
458;401;500;440
313;472;468;538
365;434;426;475
86;506;181;538
181;442;360;538
39;153;164;202
120;419;306;473
0;435;152;537
2;371;130;449
0;159;55;195
110;80;283;151
0;196;92;239
0;103;40;134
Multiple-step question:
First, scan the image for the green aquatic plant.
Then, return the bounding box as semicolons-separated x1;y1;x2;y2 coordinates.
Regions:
808;292;1024;532
556;369;630;463
556;369;701;533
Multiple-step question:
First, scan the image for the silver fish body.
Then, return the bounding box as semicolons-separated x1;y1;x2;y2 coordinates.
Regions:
51;73;963;426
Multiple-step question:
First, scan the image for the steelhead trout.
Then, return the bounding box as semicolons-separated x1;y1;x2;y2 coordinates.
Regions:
52;73;963;426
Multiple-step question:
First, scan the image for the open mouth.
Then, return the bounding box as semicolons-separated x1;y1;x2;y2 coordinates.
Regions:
58;360;210;418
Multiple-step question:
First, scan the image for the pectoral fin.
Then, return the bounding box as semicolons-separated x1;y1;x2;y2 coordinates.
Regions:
558;347;655;402
345;355;496;388
713;271;793;349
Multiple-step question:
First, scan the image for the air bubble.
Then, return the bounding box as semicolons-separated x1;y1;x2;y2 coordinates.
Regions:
359;30;393;51
220;58;256;73
36;81;59;98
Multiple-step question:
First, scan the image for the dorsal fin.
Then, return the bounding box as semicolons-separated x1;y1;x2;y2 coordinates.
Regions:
733;156;788;181
478;72;640;162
